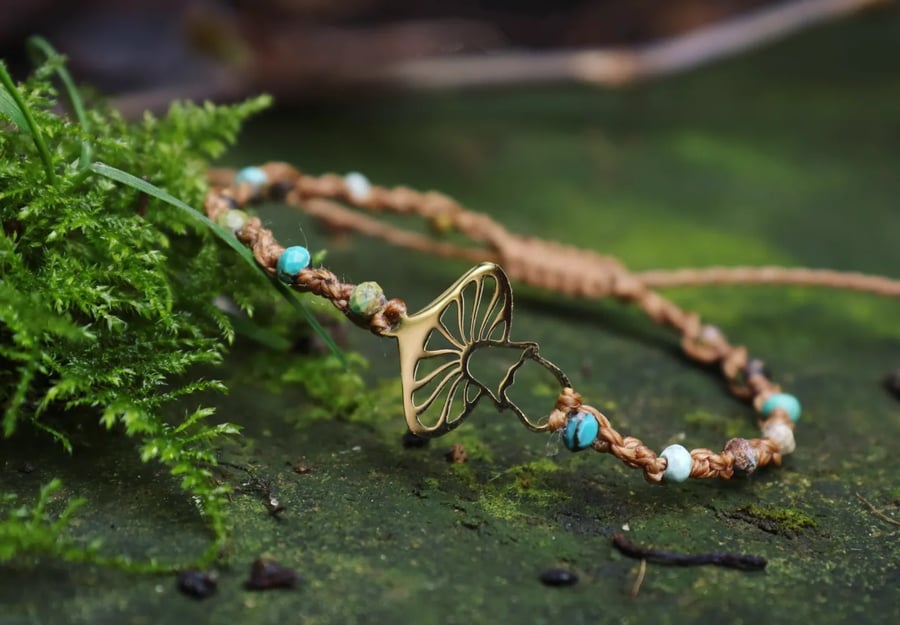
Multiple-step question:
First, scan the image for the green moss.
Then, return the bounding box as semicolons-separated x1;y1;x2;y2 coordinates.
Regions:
730;504;818;537
683;410;748;439
436;461;475;494
476;492;523;523
0;45;337;569
504;458;562;499
0;480;89;565
473;457;569;526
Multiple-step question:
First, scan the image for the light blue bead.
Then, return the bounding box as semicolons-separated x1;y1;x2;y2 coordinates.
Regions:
563;411;599;452
277;246;311;283
761;393;801;423
660;444;692;483
235;166;268;189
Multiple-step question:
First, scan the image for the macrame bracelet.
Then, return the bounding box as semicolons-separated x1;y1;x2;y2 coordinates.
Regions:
204;162;807;485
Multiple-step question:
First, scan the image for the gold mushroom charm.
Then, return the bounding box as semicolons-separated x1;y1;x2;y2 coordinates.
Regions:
385;263;570;436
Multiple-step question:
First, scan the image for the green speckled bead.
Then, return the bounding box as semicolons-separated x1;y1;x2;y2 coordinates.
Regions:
761;393;801;422
276;246;311;283
216;209;248;234
349;281;387;317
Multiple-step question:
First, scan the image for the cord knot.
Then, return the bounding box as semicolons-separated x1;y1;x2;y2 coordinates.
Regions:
547;387;583;431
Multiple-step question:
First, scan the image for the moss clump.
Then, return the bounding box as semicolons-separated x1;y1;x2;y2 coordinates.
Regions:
0;480;90;566
730;504;817;537
0;43;282;568
473;458;568;526
503;458;563;500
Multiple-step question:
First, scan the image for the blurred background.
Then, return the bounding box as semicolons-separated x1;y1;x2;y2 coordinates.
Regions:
1;7;898;622
0;0;892;115
2;0;896;284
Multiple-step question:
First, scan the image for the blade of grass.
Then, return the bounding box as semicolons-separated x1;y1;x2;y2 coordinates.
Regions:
27;36;92;169
88;162;345;365
0;75;29;132
0;61;56;183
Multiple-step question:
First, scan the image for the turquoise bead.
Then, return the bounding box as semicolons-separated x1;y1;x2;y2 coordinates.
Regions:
235;166;268;190
563;411;599;451
276;246;311;283
761;393;801;422
660;444;692;483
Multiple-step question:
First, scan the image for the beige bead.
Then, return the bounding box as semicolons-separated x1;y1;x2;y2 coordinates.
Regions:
344;172;372;202
763;421;796;455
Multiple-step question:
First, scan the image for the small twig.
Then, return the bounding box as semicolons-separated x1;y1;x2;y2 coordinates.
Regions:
856;492;900;527
612;533;767;571
218;461;286;516
109;0;888;116
630;559;647;598
382;0;887;89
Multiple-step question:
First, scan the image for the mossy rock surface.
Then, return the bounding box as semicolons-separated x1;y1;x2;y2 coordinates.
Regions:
2;14;899;625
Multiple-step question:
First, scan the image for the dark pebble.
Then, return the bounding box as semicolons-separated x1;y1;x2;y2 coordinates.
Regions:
401;430;429;449
884;370;900;400
244;558;301;591
743;358;771;381
290;335;317;355
445;443;468;464
539;568;578;587
176;570;218;599
268;181;294;200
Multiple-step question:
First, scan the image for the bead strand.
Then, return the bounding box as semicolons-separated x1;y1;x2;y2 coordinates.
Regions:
204;166;407;335
259;163;793;417
547;386;795;483
205;163;803;484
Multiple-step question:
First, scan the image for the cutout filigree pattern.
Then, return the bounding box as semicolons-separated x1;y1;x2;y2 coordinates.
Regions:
386;263;570;436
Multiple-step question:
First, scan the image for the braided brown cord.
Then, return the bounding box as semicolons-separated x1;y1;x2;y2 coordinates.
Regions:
635;266;900;297
204;184;407;335
277;166;895;394
203;162;896;482
302;198;493;265
274;164;795;407
549;389;781;483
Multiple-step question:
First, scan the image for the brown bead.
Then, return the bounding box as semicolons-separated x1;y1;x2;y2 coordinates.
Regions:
724;438;758;476
260;162;301;187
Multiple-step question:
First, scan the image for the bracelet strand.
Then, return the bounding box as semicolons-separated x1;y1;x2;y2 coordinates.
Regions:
203;162;817;484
